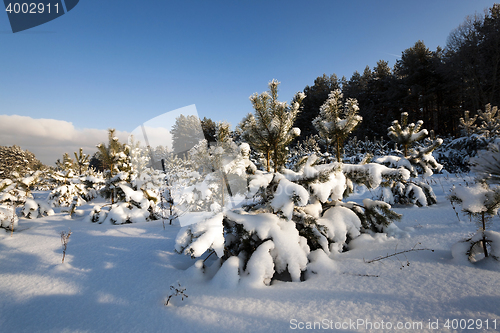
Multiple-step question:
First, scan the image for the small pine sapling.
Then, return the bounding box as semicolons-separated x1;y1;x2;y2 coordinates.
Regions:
238;79;305;172
10;205;15;236
175;153;405;286
450;141;500;262
374;112;442;206
476;103;500;138
388;112;427;158
459;110;478;137
312;89;362;162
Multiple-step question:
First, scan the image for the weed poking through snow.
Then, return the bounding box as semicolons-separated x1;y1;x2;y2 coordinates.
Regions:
165;282;188;306
60;229;72;263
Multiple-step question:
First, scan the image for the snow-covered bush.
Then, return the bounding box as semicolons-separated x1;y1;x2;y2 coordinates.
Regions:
0;171;39;206
48;182;88;208
89;183;157;224
175;153;403;286
0;204;18;231
21;198;54;219
434;135;491;173
0;171;50;224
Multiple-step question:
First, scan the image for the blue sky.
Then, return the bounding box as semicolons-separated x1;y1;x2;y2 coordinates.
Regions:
0;0;497;163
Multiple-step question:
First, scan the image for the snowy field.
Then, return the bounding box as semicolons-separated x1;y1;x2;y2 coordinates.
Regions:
1;174;500;333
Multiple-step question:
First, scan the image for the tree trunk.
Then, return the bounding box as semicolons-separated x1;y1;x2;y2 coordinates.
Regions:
266;150;271;172
336;137;341;162
482;212;489;257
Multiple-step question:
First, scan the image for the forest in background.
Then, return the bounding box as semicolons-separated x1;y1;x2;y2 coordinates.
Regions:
296;4;500;141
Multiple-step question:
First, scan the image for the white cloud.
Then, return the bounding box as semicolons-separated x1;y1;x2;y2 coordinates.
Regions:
0;115;130;166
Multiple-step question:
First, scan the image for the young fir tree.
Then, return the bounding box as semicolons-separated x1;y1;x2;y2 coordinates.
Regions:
374;112;442;206
387;112;427;158
476;103;500;138
450;142;500;262
175;150;406;286
459;110;478;137
95;129;131;204
312;89;362;162
73;148;90;176
449;182;500;260
0;171;45;229
238;79;305;172
57;153;74;171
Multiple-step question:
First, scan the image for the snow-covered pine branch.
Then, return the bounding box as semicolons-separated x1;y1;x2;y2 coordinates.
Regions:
471;140;500;185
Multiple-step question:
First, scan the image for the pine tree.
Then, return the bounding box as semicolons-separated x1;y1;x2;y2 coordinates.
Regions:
239;79;305;172
312;89;362;162
95;129;131;204
388;112;428;158
374;112;442;206
175;152;405;286
476;103;500;138
171;115;205;157
449;175;500;261
459;110;478;136
73;148;90;176
471;140;500;184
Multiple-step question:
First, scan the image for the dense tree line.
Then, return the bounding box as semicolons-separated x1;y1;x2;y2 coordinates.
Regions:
296;4;500;140
0;145;44;178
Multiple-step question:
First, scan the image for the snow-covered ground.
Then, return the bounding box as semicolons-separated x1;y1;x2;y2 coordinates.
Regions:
1;174;500;333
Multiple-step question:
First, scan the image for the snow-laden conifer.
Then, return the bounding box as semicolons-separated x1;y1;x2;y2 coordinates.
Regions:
374;112;442;206
459;110;478;136
449;139;500;262
175;151;404;286
387;112;427;158
95;129;132;204
312;90;362;162
238;79;305;172
476;103;500;138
